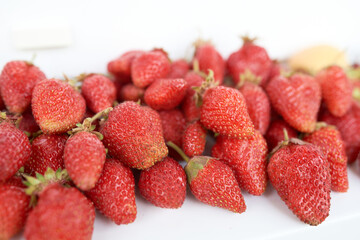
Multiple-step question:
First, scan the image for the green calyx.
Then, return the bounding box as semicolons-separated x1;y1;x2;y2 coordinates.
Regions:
241;35;257;45
23;168;70;206
68;107;113;140
192;70;219;108
184;156;212;184
0;112;7;121
347;67;360;80
353;87;360;102
236;69;261;88
268;128;306;159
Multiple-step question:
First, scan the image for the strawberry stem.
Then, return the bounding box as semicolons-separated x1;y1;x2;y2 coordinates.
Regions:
283;128;289;142
166;141;190;162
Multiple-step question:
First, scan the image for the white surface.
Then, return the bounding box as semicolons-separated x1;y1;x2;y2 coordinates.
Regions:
2;0;360;239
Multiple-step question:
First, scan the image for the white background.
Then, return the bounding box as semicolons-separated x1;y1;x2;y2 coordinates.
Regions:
2;0;360;239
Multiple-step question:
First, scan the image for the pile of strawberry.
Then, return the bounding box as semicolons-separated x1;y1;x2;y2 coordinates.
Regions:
1;38;360;240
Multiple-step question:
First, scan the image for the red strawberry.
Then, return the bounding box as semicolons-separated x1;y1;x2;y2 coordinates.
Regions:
268;60;282;80
193;41;225;84
118;83;144;102
184;71;204;93
101;101;168;169
266;73;321;133
0;120;31;182
268;138;331;225
144;78;188;110
167;59;189;78
0;93;4;110
32;78;86;134
86;159;137;224
316;66;352;117
265;119;298;150
200;85;255;138
138;157;186;208
239;82;270;135
24;134;67;176
64;131;106;191
81;74;116;113
227;37;272;86
182;121;207;157
159;109;186;147
25;184;95;240
212;130;268;195
168;142;246;213
131;51;170;88
107;50;144;84
18;108;40;135
0;61;46;114
303;124;348;192
320;102;360;163
0;182;30;239
181;93;201;123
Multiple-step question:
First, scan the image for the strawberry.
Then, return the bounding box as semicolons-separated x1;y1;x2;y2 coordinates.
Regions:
31;78;86;134
159;109;186;147
199;80;255;138
266;73;321;133
212;130;268;195
227;37;272;86
138;157;186;208
24;134;67;176
81;74;116;113
144;78;188;110
101;101;168;169
0;61;46;114
0;182;30;240
316;66;352;117
193;41;225;84
131;51;170;88
64;128;106;191
86;159;137;224
24;184;95;240
0;92;4;110
303;124;348;192
265;119;298;150
167;59;189;78
239;82;270;135
267;136;331;225
168;142;246;213
107;50;144;84
320;102;360;163
118;83;144;102
0;119;31;182
18;108;40;135
181;92;201;123
182;120;207;157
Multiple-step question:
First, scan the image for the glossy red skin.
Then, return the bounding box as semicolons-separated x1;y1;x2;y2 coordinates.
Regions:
159;109;186;147
0;121;31;182
139;157;186;208
0;61;46;114
107;50;144;84
86;159;137;224
18;109;40;134
81;74;116;113
268;143;331;225
181;72;204;122
193;44;225;84
167;59;189;78
265;119;298;150
227;42;272;86
118;83;144;102
320;102;360;163
200;86;255;138
316;66;352;117
25;184;95;240
101;101;168;169
182;121;206;157
32;79;86;134
303;127;348;192
24;134;67;176
239;82;270;135
268;60;282;81
64;132;106;191
212;130;268;195
266;74;321;133
0;183;30;239
144;78;188;110
131;52;170;88
188;157;246;213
